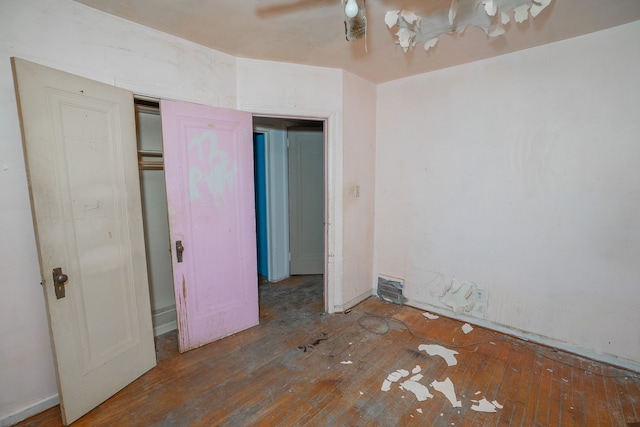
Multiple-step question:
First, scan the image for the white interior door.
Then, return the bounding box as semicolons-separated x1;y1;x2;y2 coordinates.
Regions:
288;127;324;275
12;58;156;425
160;100;259;353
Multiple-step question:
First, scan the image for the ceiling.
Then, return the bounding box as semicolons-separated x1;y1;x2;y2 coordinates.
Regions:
73;0;640;83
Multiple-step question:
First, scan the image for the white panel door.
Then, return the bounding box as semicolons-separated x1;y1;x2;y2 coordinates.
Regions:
288;127;324;275
12;58;156;425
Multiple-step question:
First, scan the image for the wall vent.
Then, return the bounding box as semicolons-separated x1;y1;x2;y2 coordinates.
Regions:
377;276;405;305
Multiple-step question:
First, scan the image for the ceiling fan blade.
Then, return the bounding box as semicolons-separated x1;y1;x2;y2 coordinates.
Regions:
256;0;337;17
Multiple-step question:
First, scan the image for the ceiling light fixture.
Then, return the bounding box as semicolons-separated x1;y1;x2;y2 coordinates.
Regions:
345;0;359;18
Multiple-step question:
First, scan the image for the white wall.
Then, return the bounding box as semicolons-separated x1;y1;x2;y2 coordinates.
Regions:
375;21;640;369
0;0;237;423
236;61;377;311
342;71;377;308
235;58;346;312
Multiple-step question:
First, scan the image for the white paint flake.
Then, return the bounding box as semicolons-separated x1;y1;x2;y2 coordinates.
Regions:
448;0;459;25
471;398;498;413
475;391;482;395
412;365;422;374
488;25;505;37
395;28;415;52
410;374;424;382
462;323;474;334
384;10;400;28
423;312;440;320
386;1;553;53
401;9;420;24
431;377;462;407
381;369;410;391
418;344;459;366
400;380;434;402
417;408;423;414
340;361;353;365
389;369;410;381
514;4;530;23
492;400;503;409
424;37;439;51
530;0;552;17
482;0;497;16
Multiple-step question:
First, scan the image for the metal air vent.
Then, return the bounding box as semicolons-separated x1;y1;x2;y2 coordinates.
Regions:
377;276;405;305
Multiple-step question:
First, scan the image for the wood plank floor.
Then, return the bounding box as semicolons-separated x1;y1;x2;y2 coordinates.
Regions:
16;275;640;426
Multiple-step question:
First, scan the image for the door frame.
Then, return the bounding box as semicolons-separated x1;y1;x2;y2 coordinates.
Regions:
253;125;289;282
244;108;337;314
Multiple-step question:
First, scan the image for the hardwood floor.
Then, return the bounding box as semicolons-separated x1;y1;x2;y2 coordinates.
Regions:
16;275;640;426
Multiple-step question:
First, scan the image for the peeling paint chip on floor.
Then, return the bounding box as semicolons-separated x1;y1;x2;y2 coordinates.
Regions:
431;377;462;407
400;379;434;401
381;369;410;391
423;311;440;320
418;344;459;366
410;373;423;382
471;398;500;413
461;323;473;334
340;360;353;364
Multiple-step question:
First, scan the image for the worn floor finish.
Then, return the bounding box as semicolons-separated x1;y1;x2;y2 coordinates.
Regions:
16;275;640;426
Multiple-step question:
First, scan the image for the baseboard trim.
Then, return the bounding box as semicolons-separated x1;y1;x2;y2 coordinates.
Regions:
1;394;59;427
335;289;374;313
152;305;177;337
404;297;640;374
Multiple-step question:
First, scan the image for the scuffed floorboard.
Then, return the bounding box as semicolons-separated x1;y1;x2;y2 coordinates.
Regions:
15;275;640;426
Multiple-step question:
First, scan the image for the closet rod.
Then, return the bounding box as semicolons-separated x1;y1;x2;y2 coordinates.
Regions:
138;150;163;157
138;160;164;170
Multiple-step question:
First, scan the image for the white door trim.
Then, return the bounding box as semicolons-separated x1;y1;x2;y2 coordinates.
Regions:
253;125;290;282
240;105;341;314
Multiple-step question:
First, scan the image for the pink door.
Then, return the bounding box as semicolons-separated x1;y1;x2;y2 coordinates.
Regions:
160;100;258;352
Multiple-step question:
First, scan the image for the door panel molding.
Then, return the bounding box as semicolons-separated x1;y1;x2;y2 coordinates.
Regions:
12;57;156;425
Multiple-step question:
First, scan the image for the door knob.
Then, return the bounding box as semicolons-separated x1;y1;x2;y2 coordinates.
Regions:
52;267;68;299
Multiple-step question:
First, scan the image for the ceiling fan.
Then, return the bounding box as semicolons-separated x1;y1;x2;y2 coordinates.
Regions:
343;0;367;41
256;0;367;41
